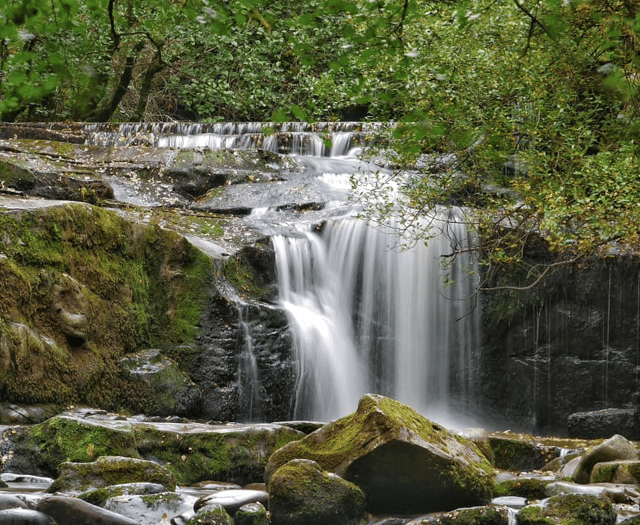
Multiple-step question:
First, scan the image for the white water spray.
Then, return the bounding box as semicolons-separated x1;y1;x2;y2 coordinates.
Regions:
274;212;481;425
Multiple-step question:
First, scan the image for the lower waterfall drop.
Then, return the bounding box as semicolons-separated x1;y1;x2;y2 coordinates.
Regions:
273;210;481;426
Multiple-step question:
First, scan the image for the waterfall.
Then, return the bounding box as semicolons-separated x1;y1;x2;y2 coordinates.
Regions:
82;121;481;425
274;211;481;425
236;305;262;423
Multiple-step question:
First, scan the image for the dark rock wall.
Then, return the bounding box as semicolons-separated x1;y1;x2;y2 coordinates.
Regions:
480;257;640;435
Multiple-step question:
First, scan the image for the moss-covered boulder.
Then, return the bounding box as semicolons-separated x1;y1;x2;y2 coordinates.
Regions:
517;493;616;525
131;421;303;486
265;394;494;514
47;456;177;493
3;414;140;478
79;482;167;507
572;434;638;484
590;459;640;484
2;409;304;486
268;459;366;525
435;505;511;525
235;502;268;525
494;476;551;500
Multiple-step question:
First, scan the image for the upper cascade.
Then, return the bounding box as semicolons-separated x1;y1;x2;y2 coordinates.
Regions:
83;121;390;157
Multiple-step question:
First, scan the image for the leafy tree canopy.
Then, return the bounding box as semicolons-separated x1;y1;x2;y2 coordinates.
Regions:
1;0;639;287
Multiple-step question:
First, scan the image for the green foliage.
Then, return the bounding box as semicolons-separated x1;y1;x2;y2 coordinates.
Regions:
345;0;640;284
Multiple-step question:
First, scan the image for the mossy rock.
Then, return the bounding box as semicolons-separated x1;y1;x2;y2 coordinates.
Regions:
268;459;366;525
590;459;640;484
572;434;639;484
0;203;214;411
47;456;177;493
517;493;616;525
494;477;550;500
79;482;167;507
235;502;268;525
185;504;234;525
438;505;511;525
265;394;494;515
487;434;561;471
131;422;304;486
7;415;139;478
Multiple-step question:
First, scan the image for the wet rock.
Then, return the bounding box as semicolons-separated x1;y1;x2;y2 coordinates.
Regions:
104;492;198;524
0;508;57;524
545;481;631;502
486;433;561;471
0;404;59;425
119;349;203;417
234;502;268;525
590;460;640;484
163;166;228;198
47;456;177;493
436;505;511;525
572;435;638;484
36;495;140;525
185;503;233;525
517;493;616;525
568;409;640;440
194;489;268;516
79;482;167;507
0;494;27;510
265;394;494;515
268;459;366;525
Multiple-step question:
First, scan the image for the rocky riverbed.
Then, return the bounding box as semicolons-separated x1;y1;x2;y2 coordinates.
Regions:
0;396;639;524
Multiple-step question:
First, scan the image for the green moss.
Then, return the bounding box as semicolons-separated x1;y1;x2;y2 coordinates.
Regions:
590;462;618;483
494;477;549;499
15;416;139;476
518;494;616;525
141;492;180;508
79;486;112;507
0;203;215;410
130;424;301;486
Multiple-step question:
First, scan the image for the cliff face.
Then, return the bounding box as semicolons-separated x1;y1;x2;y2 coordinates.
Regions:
0;131;296;422
480;256;640;435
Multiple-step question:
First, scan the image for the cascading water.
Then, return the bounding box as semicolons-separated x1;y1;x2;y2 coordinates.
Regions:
273;212;480;425
84;120;482;426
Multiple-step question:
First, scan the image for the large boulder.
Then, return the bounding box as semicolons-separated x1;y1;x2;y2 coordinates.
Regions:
268;459;366;525
265;394;494;514
572;434;638;484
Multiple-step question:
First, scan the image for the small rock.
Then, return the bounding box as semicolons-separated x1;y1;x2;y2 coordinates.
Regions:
234;502;268;525
194;489;268;516
185;503;233;525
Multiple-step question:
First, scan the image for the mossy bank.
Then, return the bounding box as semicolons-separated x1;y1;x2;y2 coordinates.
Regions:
0;202;213;412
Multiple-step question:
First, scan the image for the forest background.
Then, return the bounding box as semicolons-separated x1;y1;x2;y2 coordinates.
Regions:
1;0;639;284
